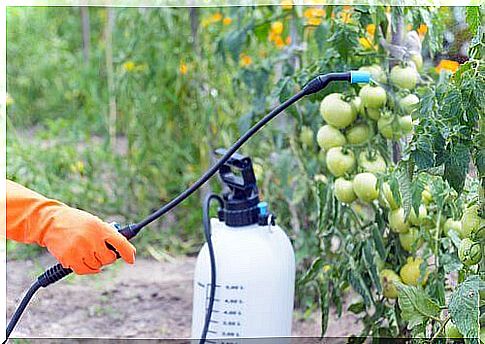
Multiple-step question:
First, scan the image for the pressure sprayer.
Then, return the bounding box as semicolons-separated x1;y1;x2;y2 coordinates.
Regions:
5;71;370;344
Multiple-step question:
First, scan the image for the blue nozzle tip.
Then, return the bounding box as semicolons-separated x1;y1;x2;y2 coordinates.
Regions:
351;71;371;84
257;202;268;215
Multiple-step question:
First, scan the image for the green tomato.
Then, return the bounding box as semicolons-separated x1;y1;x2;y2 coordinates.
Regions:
398;115;414;134
366;108;381;121
335;177;357;204
389;208;410;233
352;172;379;203
408;205;427;226
378;114;401;141
320;93;357;129
299;126;314;147
358;151;387;173
317;125;347;150
390;65;418;90
458;238;482;266
410;54;423;72
443;219;462;237
399;227;422;252
399;94;420;115
359;65;387;83
383;182;399;210
445;323;463;339
380;269;401;299
359;85;387;109
326;147;356;177
351;96;364;115
421;188;433;205
461;205;484;239
400;257;428;286
346;123;373;145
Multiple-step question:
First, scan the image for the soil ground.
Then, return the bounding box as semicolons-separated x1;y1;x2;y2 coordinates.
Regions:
6;254;362;342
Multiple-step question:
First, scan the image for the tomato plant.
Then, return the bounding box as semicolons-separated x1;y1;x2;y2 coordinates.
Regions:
215;4;484;340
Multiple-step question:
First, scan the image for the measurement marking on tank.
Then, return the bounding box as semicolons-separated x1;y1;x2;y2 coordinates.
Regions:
207;330;217;334
224;299;243;304
223;310;242;315
209;320;219;324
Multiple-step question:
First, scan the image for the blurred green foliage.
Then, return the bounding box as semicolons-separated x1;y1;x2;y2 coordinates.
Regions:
7;7;249;258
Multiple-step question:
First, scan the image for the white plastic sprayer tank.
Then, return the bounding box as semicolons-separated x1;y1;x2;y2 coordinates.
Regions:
191;217;295;342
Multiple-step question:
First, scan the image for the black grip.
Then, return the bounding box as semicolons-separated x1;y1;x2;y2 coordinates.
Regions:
37;264;72;287
36;224;135;288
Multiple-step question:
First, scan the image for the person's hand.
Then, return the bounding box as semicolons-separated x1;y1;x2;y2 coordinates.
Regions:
41;207;136;275
6;180;136;275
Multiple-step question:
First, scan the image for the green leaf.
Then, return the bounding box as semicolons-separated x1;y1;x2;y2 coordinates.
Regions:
444;143;470;193
348;260;373;306
348;302;365;314
362;241;382;293
411;137;435;170
449;275;481;339
466;6;481;35
372;224;386;260
397;167;413;218
395;282;441;330
318;277;330;337
299;257;323;286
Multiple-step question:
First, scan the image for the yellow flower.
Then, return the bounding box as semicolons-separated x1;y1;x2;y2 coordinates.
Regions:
366;24;376;37
223;17;232;25
274;35;285;49
304;8;325;18
70;160;85;174
343;5;352;11
417;24;428;38
179;62;188;75
285;36;292;45
322;265;332;273
122;60;136;72
359;37;375;50
280;0;293;10
239;54;252;67
306;17;322;26
6;93;14;106
212;12;223;22
271;21;284;35
406;23;412;31
435;59;460;73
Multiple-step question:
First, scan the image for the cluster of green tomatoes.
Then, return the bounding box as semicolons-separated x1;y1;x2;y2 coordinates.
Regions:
299;63;483;311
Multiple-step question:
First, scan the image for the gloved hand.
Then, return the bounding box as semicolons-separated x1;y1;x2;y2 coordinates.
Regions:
6;180;136;275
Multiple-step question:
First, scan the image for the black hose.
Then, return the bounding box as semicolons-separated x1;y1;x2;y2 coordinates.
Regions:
5;280;42;342
199;194;223;344
5;71;353;342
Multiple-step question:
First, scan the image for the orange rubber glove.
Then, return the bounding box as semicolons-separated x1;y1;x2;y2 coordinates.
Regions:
6;180;136;275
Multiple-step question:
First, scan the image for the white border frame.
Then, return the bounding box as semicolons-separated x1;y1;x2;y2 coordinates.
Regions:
1;1;478;342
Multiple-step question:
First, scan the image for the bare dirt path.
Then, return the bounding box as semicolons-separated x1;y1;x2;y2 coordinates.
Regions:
7;254;362;341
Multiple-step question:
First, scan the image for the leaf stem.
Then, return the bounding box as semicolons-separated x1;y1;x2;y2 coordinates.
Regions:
430;314;451;342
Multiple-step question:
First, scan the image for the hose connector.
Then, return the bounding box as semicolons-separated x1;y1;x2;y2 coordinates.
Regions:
302;72;351;95
350;70;371;84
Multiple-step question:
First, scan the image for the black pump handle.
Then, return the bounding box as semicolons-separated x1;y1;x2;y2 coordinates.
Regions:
215;148;256;188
